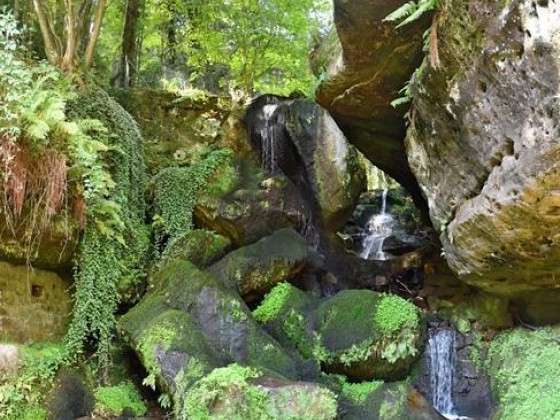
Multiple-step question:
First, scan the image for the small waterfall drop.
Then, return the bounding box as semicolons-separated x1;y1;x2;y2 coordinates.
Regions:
260;104;280;175
428;328;458;419
360;188;394;260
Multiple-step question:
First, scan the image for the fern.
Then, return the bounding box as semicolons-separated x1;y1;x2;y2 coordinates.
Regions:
384;0;439;28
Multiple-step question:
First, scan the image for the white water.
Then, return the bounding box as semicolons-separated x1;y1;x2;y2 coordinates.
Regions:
428;328;458;419
260;104;280;175
360;188;394;260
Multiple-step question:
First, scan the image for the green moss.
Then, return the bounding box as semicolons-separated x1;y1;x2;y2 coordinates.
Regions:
94;382;147;416
487;327;560;419
181;364;267;420
253;282;305;324
374;294;420;334
342;380;384;404
160;229;231;268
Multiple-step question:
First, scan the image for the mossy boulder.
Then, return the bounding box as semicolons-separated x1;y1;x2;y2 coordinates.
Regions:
160;229;232;268
487;326;560;419
0;214;79;270
254;284;424;381
180;364;337;420
119;260;303;414
333;377;441;420
194;172;308;247
209;229;322;301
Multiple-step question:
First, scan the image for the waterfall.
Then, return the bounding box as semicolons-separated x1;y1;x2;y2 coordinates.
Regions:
428;328;457;419
260;104;280;175
360;188;394;260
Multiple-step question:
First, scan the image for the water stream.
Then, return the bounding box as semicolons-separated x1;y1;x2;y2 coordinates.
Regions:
260;104;280;175
428;328;459;419
360;188;394;260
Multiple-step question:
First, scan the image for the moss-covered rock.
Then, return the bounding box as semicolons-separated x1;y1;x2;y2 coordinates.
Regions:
180;364;338;420
487;326;560;419
194;172;308;247
94;381;147;417
209;228;321;300
160;229;232;269
254;284;424;381
119;260;302;414
0;214;79;270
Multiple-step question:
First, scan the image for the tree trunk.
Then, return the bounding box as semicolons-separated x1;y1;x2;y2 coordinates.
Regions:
84;0;107;67
32;0;61;66
113;0;143;88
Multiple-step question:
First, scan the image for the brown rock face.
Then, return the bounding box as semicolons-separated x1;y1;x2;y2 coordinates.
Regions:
0;262;71;342
405;0;560;296
315;0;428;201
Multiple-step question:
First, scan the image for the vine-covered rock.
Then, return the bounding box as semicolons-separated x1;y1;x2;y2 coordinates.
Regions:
119;260;305;414
405;0;560;300
209;228;323;301
254;284;424;381
180;364;337;420
314;0;427;202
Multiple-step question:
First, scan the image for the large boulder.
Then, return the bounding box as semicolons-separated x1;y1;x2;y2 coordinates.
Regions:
119;260;307;414
405;0;560;297
180;364;337;420
254;284;424;381
314;0;428;201
209;228;323;301
194;174;308;247
245;96;366;232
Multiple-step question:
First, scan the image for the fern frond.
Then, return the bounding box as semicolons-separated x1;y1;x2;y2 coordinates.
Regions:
383;1;417;23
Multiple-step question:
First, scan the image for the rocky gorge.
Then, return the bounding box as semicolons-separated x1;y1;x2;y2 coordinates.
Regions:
2;0;560;419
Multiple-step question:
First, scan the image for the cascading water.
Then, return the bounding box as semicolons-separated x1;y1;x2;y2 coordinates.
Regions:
360;188;394;260
428;328;458;419
260;104;280;175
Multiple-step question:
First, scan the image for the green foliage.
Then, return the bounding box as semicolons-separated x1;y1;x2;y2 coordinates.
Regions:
384;0;439;28
153;148;234;246
385;0;438;107
0;343;64;419
487;327;560;419
374;294;420;334
94;382;147;417
182;0;330;95
181;364;266;420
341;380;384;404
64;88;151;368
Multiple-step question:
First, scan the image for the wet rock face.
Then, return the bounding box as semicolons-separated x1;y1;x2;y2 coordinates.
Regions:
314;0;427;201
246;96;366;232
406;0;560;295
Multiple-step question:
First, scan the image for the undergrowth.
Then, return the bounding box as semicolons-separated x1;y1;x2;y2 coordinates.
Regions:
153;148;234;249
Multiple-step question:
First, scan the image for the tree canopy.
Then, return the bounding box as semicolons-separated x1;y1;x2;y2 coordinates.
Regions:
7;0;331;95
